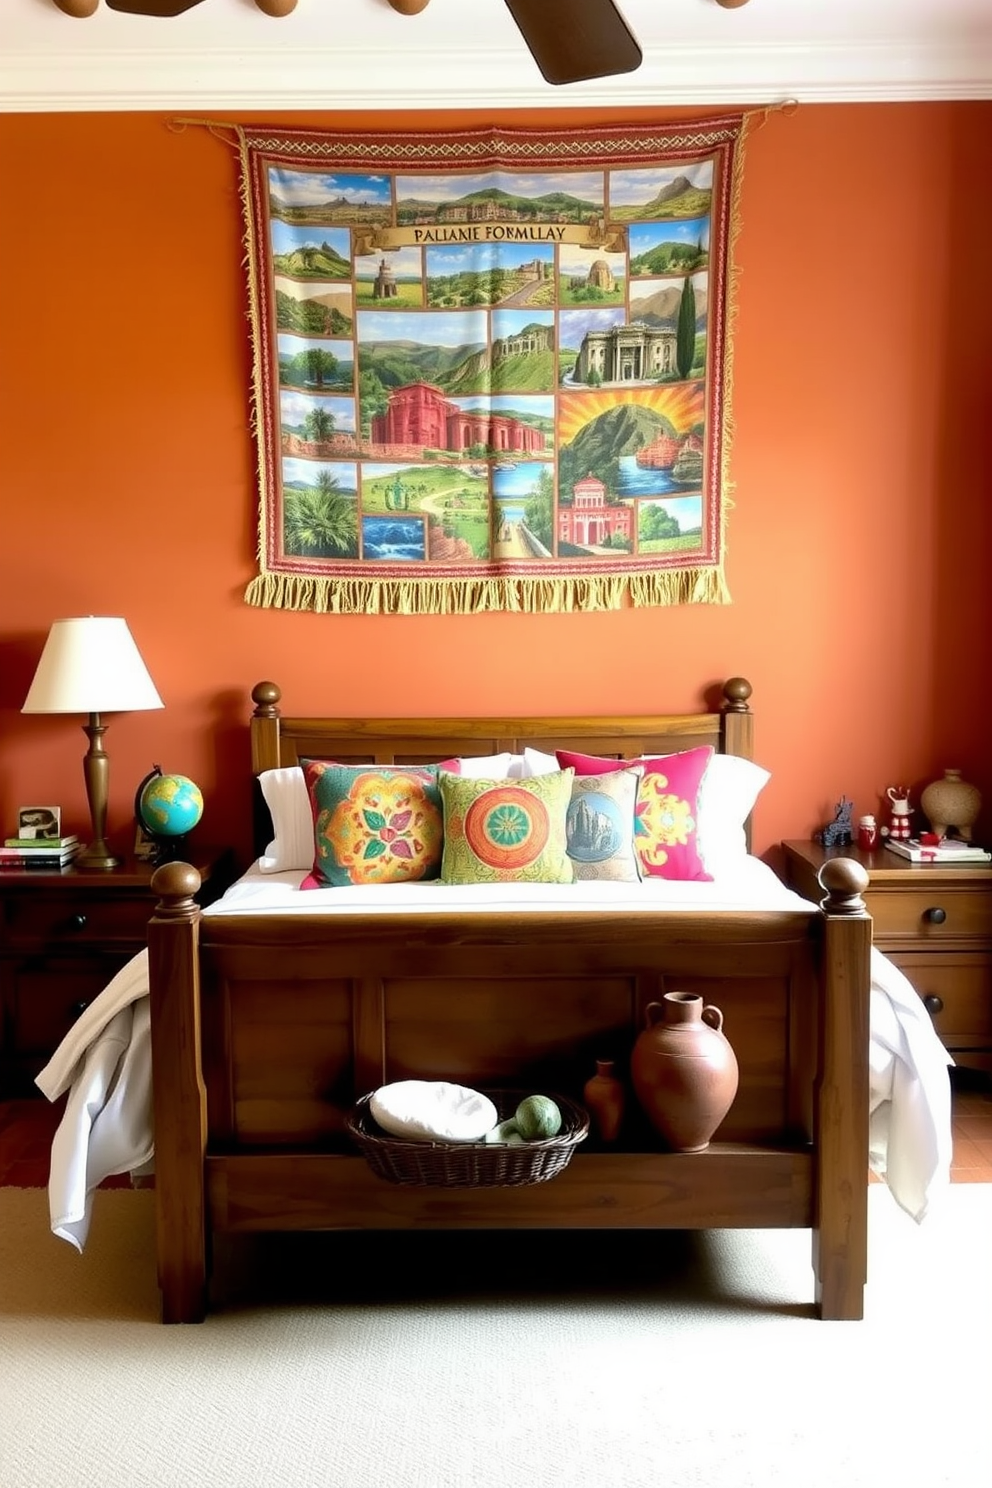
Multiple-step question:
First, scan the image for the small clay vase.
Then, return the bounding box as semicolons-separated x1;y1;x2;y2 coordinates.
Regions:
583;1058;626;1143
630;992;739;1152
920;769;982;842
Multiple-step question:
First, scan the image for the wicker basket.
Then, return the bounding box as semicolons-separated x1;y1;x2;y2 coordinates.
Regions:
346;1089;589;1188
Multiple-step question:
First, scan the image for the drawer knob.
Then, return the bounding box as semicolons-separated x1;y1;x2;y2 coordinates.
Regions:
70;1000;90;1020
66;912;88;932
923;994;944;1016
923;907;946;925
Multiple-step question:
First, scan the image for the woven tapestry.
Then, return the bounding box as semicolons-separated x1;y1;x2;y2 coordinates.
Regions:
237;118;748;615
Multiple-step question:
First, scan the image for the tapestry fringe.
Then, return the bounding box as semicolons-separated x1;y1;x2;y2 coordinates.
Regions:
244;567;730;616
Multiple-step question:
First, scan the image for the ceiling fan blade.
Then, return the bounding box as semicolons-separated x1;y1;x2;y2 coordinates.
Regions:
503;0;642;86
105;1;209;15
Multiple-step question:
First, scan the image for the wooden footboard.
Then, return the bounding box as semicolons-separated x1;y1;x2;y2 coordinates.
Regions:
147;859;871;1324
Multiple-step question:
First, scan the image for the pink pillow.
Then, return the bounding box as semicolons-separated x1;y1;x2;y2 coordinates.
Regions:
555;745;714;881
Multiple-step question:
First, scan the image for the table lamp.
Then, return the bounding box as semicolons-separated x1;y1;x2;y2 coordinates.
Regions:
22;617;164;870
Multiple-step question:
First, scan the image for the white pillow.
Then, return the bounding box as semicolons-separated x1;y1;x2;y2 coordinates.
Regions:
522;747;559;777
257;765;311;873
696;754;770;875
441;753;519;779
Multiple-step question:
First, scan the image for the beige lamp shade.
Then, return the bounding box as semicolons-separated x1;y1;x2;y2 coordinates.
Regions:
22;617;163;715
22;618;164;870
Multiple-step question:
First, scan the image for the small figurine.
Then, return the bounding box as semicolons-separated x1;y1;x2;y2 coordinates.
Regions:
818;797;854;848
885;785;913;842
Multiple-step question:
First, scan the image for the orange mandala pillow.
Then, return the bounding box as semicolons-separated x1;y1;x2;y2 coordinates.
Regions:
438;769;574;885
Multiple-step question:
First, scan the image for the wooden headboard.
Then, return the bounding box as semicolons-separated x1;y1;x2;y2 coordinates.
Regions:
248;676;755;855
250;677;754;773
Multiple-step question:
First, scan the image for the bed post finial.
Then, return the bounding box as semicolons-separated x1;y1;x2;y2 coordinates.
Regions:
150;861;202;919
817;857;870;916
722;677;752;713
252;681;281;719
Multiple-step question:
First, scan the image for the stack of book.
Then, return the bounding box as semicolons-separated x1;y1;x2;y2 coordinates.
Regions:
884;835;991;864
0;834;82;870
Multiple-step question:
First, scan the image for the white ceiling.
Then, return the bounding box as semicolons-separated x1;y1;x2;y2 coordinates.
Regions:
2;0;991;113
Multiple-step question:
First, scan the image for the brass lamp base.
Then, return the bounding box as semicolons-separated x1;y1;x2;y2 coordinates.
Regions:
78;712;123;871
75;840;123;871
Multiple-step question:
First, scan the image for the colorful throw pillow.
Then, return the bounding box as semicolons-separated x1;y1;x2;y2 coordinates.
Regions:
556;745;714;882
438;769;575;885
301;760;444;888
566;768;643;883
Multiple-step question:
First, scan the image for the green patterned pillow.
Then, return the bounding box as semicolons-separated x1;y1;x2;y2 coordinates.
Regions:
567;767;643;882
301;760;443;888
438;769;575;885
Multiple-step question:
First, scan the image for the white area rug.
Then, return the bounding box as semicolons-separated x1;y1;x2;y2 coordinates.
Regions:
1;1183;988;1488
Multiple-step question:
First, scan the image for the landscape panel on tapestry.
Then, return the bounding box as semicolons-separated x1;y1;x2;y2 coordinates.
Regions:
237;118;748;615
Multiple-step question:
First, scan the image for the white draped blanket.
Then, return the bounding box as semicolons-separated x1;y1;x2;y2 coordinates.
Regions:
36;860;953;1250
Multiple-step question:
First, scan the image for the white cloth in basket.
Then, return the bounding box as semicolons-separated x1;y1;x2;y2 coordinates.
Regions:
369;1081;498;1142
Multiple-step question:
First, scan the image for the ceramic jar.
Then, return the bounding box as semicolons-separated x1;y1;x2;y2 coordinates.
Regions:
630;992;739;1152
858;814;879;851
582;1058;626;1143
920;769;982;842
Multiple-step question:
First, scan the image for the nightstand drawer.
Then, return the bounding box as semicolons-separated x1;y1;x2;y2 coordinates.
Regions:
887;951;992;1047
10;956;125;1060
867;886;992;943
3;892;153;950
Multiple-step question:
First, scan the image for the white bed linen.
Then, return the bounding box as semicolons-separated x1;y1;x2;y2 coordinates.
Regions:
36;856;952;1250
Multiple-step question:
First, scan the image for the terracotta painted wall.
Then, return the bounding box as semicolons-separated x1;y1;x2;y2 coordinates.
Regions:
1;102;990;868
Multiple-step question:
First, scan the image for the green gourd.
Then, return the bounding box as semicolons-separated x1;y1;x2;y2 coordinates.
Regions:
515;1095;562;1140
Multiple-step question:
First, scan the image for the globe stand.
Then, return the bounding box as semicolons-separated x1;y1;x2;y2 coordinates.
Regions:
146;833;191;866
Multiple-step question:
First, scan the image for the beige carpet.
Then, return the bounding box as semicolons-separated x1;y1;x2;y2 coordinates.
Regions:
1;1183;988;1488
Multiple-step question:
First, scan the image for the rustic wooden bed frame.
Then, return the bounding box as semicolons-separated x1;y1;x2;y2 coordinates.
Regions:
147;677;871;1323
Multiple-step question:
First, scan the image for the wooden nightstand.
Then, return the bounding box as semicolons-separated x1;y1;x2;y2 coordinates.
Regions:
782;839;992;1071
0;843;236;1096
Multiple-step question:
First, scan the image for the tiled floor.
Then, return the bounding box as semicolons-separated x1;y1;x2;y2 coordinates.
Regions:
946;1067;992;1181
2;1072;991;1188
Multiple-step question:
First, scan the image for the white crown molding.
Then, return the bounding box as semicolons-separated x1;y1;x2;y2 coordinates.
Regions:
1;40;991;112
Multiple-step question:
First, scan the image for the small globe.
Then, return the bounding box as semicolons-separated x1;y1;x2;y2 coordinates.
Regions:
139;773;204;840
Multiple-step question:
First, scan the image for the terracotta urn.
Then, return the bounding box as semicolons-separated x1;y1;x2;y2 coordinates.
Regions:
630;992;739;1152
582;1058;626;1143
920;769;982;841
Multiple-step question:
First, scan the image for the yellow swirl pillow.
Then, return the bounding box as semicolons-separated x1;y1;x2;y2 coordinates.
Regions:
301;760;443;888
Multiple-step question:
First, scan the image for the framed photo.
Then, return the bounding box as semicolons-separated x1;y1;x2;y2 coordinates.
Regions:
134;822;158;861
17;804;61;840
